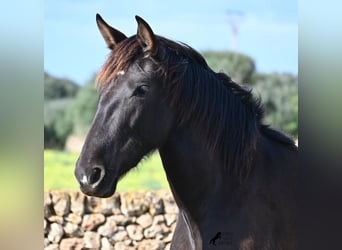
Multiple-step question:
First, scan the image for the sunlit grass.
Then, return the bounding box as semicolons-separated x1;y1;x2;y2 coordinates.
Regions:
44;149;170;192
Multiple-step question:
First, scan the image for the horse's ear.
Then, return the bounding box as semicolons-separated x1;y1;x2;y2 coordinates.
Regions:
135;16;157;54
96;14;127;50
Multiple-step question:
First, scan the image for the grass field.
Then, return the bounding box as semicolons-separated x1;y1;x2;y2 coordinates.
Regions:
44;150;170;192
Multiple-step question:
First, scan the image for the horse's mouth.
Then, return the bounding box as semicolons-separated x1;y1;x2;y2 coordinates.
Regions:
79;176;118;198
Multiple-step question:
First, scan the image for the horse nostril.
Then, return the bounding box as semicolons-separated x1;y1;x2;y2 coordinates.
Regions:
89;167;104;186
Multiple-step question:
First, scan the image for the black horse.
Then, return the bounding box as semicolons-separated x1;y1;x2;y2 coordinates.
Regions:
75;14;297;250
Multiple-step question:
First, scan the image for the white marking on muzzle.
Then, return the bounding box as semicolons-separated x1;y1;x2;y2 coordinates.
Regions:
81;175;88;185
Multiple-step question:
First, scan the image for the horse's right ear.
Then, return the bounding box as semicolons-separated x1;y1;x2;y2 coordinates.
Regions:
96;14;127;50
135;16;157;54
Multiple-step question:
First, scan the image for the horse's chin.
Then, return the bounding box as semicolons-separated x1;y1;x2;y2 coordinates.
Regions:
92;189;116;198
80;177;118;198
85;165;134;198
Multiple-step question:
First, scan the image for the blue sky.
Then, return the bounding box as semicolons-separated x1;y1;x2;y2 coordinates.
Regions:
45;0;297;85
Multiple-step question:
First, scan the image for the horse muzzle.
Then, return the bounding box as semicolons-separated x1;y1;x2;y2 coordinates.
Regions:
74;163;109;196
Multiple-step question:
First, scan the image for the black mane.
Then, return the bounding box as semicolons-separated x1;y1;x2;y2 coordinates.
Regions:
155;37;296;179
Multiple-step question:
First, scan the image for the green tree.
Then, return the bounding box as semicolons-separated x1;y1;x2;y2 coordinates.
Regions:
44;72;79;100
67;76;99;135
251;73;298;137
44;71;79;148
44;98;74;148
201;51;255;83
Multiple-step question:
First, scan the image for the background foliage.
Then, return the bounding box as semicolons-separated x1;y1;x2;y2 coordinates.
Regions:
44;98;74;148
44;74;98;148
202;51;255;83
250;73;298;137
44;72;79;100
66;77;98;135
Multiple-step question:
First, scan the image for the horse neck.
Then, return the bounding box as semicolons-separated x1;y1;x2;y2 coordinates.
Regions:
158;125;240;220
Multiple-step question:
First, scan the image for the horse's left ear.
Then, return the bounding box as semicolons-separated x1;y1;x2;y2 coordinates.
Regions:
96;14;127;50
135;16;157;54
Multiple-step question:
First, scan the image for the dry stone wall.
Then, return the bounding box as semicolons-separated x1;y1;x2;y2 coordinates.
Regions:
44;190;178;250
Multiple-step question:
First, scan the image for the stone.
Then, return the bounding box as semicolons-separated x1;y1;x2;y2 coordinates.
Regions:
114;241;135;250
69;191;85;215
44;219;48;236
64;222;84;237
120;192;150;216
65;213;82;225
126;224;144;241
143;224;164;239
47;223;64;243
101;193;121;215
111;230;128;242
83;231;101;249
163;232;173;243
136;213;153;229
81;213;106;231
156;233;164;241
137;239;165;250
146;192;164;216
124;239;135;246
60;238;84;250
165;243;171;250
152;215;165;225
45;243;59;250
43;191;180;249
51;191;71;216
44;204;54;219
44;238;49;247
85;193;121;215
47;215;64;224
44;192;52;204
98;216;118;238
170;222;176;232
145;224;166;238
162;191;178;214
114;242;125;250
164;214;177;226
44;192;54;218
101;237;114;250
111;214;134;226
84;196;102;213
160;223;170;234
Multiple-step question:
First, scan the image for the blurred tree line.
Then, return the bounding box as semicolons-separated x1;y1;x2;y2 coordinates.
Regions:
44;51;298;149
44;72;97;148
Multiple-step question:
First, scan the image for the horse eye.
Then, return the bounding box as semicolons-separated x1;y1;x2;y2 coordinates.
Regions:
132;85;149;97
